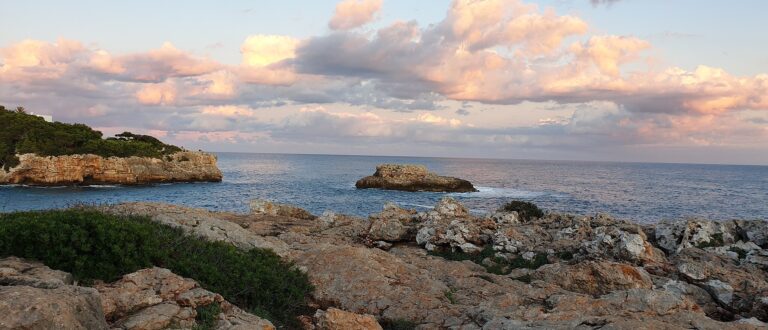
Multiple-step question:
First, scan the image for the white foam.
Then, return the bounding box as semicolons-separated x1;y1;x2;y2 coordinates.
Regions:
450;186;548;198
399;202;434;209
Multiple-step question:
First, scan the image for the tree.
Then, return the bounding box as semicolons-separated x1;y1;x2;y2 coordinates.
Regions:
15;106;25;114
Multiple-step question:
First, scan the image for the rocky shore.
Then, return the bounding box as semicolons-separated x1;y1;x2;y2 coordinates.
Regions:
2;198;767;329
0;151;222;185
356;164;477;193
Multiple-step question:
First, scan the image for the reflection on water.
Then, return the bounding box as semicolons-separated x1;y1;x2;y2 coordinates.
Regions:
1;153;767;223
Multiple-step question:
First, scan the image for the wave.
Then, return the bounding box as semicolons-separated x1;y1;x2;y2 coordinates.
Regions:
399;202;487;215
450;186;550;199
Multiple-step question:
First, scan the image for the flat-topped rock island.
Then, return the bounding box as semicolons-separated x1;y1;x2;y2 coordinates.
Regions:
356;164;477;193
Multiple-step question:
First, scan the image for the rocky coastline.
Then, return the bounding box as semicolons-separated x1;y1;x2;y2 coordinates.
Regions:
2;198;767;329
0;151;222;186
356;164;477;193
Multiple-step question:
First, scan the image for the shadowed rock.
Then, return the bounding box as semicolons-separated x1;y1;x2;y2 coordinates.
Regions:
355;164;477;193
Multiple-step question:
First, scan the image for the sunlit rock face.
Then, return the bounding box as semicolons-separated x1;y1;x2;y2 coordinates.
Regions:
355;164;477;193
0;151;222;185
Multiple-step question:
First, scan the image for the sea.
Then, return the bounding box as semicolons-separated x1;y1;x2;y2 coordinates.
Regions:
1;153;766;223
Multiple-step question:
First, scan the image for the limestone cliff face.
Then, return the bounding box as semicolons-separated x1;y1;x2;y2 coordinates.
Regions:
0;151;222;185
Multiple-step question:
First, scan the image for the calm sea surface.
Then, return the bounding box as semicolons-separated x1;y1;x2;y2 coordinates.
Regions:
1;153;766;223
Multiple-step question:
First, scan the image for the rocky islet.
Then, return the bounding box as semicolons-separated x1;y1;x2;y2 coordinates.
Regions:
356;164;478;193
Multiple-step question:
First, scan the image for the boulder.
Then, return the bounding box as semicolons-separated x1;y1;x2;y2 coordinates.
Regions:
95;267;275;330
532;261;654;296
314;308;382;330
249;199;316;220
655;219;739;254
0;257;108;330
366;203;419;242
355;164;477;192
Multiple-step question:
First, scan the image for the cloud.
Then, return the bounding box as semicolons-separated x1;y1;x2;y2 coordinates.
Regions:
1;0;767;163
329;0;382;30
136;81;177;105
590;0;621;7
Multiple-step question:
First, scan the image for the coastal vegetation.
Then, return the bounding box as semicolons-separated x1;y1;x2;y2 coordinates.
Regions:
0;208;313;326
0;106;182;170
498;200;544;220
428;244;549;275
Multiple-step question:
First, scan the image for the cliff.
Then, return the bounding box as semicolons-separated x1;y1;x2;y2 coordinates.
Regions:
0;151;222;185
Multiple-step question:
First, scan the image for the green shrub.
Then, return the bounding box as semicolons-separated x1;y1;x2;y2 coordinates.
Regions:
380;319;418;330
194;302;222;330
695;233;724;249
0;209;312;327
444;289;457;304
729;246;747;259
0;107;182;170
428;245;549;275
498;200;544;220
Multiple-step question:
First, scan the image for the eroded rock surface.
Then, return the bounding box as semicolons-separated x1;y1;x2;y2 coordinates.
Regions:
0;151;222;185
356;164;477;192
95;267;275;330
0;257;108;330
103;200;768;329
314;307;383;330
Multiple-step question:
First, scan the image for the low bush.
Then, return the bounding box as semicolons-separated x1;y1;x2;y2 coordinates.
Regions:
194;302;222;330
498;200;544;220
428;245;549;275
0;209;312;327
380;319;418;330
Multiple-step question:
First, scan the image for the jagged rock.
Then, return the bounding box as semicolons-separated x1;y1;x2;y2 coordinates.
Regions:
318;211;338;229
0;257;109;330
0;151;222;185
292;244;454;325
355;164;477;192
95;267;274;330
662;280;720;316
433;197;469;218
704;279;735;306
739;220;768;247
314;308;382;330
367;203;418;242
96;201;768;327
487;211;520;225
655;219;739;254
532;261;653;296
671;248;768;319
414;198;494;252
581;225;664;265
678;262;707;281
249;199;316;220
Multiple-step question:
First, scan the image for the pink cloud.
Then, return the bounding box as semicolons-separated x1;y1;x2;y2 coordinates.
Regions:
136;81;177;105
329;0;382;31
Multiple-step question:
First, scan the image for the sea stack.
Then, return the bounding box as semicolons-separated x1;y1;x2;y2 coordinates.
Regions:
355;164;477;193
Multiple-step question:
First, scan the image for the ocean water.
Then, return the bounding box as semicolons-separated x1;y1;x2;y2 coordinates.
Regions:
1;153;766;223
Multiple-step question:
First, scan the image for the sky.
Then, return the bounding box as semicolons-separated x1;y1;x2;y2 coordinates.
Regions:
1;0;767;165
